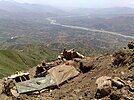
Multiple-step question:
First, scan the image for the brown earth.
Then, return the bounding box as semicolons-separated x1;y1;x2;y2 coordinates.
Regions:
0;41;134;100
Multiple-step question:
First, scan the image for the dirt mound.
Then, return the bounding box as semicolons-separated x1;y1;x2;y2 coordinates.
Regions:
112;41;134;82
113;48;134;69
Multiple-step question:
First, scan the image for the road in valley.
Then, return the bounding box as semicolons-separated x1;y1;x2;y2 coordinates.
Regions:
46;17;134;39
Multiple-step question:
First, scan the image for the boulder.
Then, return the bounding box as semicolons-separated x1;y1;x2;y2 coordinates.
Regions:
95;76;112;99
79;58;95;73
10;88;19;97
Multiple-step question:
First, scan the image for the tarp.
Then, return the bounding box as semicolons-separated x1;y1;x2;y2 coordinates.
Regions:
48;64;79;85
16;74;56;94
15;64;79;94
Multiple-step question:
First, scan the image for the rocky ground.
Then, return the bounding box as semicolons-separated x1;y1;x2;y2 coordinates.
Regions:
0;41;134;100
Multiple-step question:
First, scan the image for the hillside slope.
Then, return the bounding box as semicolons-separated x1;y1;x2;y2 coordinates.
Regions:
2;41;133;100
0;44;57;78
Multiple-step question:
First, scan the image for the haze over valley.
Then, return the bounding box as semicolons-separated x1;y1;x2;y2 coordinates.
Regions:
0;1;134;100
0;0;134;76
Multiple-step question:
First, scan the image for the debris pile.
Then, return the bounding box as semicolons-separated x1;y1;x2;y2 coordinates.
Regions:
2;72;29;97
95;41;134;100
1;49;85;98
95;76;134;100
112;40;134;68
1;44;133;100
2;79;15;96
58;49;85;61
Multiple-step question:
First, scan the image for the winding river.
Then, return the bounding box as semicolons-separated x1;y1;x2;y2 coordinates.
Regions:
46;17;134;39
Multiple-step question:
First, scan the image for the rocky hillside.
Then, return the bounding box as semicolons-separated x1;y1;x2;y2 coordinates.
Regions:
0;41;133;100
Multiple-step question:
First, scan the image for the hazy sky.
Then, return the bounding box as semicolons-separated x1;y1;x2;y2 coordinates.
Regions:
5;0;134;8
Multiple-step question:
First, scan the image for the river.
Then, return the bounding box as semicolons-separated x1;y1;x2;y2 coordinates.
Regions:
46;17;134;39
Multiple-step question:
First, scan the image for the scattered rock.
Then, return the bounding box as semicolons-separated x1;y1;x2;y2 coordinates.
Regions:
112;77;125;89
112;49;129;67
79;58;95;73
96;76;112;89
2;79;15;96
127;41;134;49
121;87;129;94
74;89;81;94
110;91;121;100
128;63;134;70
95;76;112;99
1;45;134;100
123;95;134;100
128;83;134;92
112;40;134;68
10;89;19;97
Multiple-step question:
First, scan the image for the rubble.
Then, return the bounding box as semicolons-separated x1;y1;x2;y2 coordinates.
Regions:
127;81;134;92
2;72;30;97
2;60;80;96
8;72;30;82
95;75;134;99
2;79;15;96
1;49;84;97
10;88;19;97
1;46;134;100
95;76;112;99
58;49;85;61
110;91;121;100
112;41;134;68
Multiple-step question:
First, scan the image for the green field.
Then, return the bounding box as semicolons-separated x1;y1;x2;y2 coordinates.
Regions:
0;44;57;78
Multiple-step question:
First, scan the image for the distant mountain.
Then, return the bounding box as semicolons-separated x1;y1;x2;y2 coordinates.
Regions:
0;2;133;56
0;0;68;43
71;7;134;16
96;7;134;15
0;0;67;16
70;8;95;15
0;0;27;12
